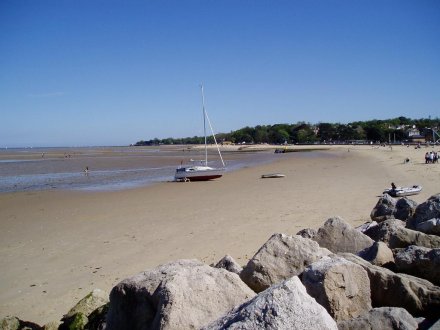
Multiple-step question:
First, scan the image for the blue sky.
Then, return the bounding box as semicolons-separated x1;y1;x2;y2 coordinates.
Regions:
1;1;439;147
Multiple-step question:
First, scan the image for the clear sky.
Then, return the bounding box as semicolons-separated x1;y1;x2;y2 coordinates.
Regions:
1;0;439;147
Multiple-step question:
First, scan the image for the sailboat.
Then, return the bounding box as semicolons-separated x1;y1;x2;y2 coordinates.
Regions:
174;85;226;182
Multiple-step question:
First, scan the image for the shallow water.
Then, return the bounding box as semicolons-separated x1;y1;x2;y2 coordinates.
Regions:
0;146;304;193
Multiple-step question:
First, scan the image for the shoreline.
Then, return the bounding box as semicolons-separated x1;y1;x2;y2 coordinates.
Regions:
0;145;439;324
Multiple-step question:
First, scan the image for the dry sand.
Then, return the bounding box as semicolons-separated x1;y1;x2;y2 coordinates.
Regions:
0;145;439;325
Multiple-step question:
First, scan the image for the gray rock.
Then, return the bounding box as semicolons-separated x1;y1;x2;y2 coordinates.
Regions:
60;288;109;330
355;221;378;234
202;276;338;330
364;219;440;249
394;246;440;286
0;316;41;330
0;316;20;330
60;313;88;330
213;255;243;275
371;194;397;222
240;233;331;293
106;259;255;330
424;318;440;330
339;253;440;318
296;228;317;239
64;288;109;319
407;194;440;230
416;218;440;236
312;216;374;254
302;255;372;321
395;198;418;222
358;241;395;267
42;321;60;330
337;307;418;330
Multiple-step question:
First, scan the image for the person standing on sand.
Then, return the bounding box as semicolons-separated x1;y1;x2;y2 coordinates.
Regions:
84;166;89;175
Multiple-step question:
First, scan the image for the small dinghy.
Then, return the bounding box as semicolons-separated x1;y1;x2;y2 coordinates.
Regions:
383;183;422;197
261;173;285;179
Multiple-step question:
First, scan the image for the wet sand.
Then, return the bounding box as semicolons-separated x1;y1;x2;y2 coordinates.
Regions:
0;144;439;324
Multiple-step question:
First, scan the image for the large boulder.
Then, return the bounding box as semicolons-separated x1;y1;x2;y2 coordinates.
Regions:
302;255;372;321
106;259;255;330
337;307;418;330
370;195;418;223
339;253;440;318
394;246;440;286
364;219;440;249
415;218;440;236
395;198;418;222
407;193;440;230
358;241;395;268
312;217;374;254
202;276;338;330
213;255;243;275
370;194;397;222
240;233;331;293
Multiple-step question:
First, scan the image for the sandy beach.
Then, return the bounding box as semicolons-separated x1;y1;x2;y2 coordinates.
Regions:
0;144;439;325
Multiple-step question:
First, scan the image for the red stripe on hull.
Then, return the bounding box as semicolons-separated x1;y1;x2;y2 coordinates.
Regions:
186;174;222;181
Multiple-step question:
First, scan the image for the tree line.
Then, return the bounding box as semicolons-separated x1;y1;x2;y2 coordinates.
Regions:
134;116;440;146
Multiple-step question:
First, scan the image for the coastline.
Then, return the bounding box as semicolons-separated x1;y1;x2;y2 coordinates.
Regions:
0;145;439;324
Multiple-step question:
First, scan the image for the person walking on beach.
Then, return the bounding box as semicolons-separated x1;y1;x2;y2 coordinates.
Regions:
84;166;89;175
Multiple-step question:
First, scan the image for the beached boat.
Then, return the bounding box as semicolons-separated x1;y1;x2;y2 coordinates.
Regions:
383;185;422;197
175;85;225;182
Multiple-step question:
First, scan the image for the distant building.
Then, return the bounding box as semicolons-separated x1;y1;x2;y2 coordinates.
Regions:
406;127;420;137
404;126;425;143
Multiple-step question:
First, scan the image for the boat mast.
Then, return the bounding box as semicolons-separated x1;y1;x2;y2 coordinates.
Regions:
201;84;208;166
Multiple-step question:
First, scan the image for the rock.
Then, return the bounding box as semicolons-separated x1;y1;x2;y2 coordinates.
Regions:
296;228;317;239
213;255;243;275
364;218;405;242
240;233;331;293
59;288;109;330
423;318;440;330
415;218;440;236
339;253;440;318
106;259;255;330
202;276;338;330
355;221;378;234
364;219;440;249
86;303;108;330
394;246;440;286
395;198;418;222
358;241;395;268
337;307;418;330
302;255;372;321
42;321;61;330
0;316;20;330
0;316;41;330
407;193;440;230
370;194;397;222
60;313;88;330
64;289;109;319
312;216;374;254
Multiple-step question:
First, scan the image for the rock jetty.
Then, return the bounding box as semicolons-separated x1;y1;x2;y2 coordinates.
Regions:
2;193;440;329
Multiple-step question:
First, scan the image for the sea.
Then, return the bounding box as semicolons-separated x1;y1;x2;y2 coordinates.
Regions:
0;146;311;193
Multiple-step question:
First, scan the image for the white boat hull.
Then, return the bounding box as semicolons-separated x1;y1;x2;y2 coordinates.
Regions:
175;166;224;181
383;185;422;197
